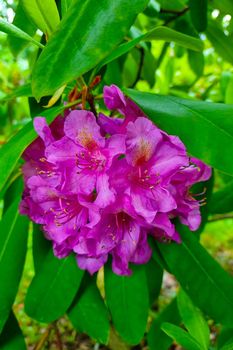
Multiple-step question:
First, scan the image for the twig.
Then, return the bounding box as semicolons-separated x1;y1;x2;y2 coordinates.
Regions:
163;7;189;25
33;325;53;350
54;322;63;350
208;214;233;223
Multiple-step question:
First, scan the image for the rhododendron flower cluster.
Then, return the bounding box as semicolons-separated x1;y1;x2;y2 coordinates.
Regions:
20;85;211;275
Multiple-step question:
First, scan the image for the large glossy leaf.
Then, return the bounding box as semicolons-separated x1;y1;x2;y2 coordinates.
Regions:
0;198;28;332
189;0;207;32
0;105;64;193
147;298;181;350
21;0;60;37
31;0;149;100
8;2;37;56
68;276;110;344
126;89;233;175
177;289;210;350
206;20;233;65
209;180;233;214
0;311;26;349
25;250;83;323
97;26;203;72
105;264;149;345
161;322;203;350
0;18;43;49
157;227;233;326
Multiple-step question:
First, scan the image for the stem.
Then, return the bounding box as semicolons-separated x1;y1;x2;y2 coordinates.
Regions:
208;214;233;223
54;322;63;350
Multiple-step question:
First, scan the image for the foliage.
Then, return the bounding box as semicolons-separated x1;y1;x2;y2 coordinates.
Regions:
0;0;233;349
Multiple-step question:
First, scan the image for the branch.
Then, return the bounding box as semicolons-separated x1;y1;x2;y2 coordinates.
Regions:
163;7;189;25
208;214;233;223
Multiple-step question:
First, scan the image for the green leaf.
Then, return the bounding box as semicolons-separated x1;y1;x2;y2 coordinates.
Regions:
147;298;181;350
0;83;32;102
161;322;203;350
21;0;60;37
206;20;233;65
105;264;149;345
0;198;29;332
25;250;83;323
218;328;233;349
188;0;207;32
209;180;233;214
177;289;210;349
0;104;64;193
145;258;163;306
97;26;203;72
0;311;26;349
61;0;73;17
31;0;149;100
68;276;110;344
7;2;37;56
221;337;233;350
157;226;233;326
212;0;233;18
188;50;204;77
126;89;233;175
225;75;233;104
32;224;51;273
0;18;44;49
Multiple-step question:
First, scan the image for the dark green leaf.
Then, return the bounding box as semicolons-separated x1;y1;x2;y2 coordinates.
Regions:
188;50;204;77
147;298;181;350
25;250;83;323
206;20;233;65
157;227;233;326
31;0;150;100
209;180;233;214
221;337;233;350
0;18;43;49
21;0;60;37
0;311;26;349
32;224;51;273
218;328;233;349
161;322;203;350
0;198;29;332
68;276;110;344
0;105;65;193
145;258;163;306
105;264;149;345
8;2;37;56
126;89;233;175
189;0;207;32
177;289;210;349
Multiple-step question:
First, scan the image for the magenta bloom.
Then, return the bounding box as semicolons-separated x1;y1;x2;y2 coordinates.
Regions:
20;84;211;275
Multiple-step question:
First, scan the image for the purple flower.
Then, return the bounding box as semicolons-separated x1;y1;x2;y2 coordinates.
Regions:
20;85;211;275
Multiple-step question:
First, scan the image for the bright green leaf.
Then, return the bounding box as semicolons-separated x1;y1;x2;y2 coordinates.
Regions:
0;198;29;332
161;322;203;350
105;264;149;345
126;89;233;175
97;26;203;72
177;289;210;349
0;18;44;49
21;0;60;37
31;0;149;100
7;2;37;56
25;250;83;323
